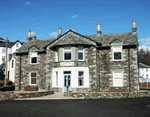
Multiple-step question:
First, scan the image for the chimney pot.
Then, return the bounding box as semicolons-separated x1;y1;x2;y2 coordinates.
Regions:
97;22;102;36
132;19;137;34
57;27;62;37
28;29;31;37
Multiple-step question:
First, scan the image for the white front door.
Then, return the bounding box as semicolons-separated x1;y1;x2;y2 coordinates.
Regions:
63;71;71;92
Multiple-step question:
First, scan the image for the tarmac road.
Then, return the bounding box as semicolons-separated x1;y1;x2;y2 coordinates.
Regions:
1;97;150;117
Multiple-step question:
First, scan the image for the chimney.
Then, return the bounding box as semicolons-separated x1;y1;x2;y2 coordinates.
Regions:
132;19;137;34
27;29;36;42
97;22;102;36
28;29;31;37
57;27;62;37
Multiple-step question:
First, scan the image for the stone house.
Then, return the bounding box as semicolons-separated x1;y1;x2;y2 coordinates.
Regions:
14;20;139;92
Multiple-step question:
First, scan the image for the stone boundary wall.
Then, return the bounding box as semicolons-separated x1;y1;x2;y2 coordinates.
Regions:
64;92;150;99
0;91;54;101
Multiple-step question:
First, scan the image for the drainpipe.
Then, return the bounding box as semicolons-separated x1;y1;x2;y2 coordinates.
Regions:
137;43;140;92
128;47;131;92
19;55;22;90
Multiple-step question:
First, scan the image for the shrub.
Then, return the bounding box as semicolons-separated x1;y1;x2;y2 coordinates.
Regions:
0;85;15;91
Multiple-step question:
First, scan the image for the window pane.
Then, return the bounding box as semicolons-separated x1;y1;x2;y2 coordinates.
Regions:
114;52;121;60
78;78;84;86
31;78;36;84
31;73;36;77
114;79;123;86
64;71;71;74
31;57;37;63
78;53;83;60
65;53;71;60
79;71;84;76
31;52;37;57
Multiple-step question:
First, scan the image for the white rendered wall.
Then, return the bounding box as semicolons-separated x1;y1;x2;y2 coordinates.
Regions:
140;68;150;79
11;42;22;54
8;58;16;82
52;67;89;89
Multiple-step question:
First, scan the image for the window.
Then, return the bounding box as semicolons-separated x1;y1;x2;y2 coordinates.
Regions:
12;60;14;68
2;56;5;63
146;68;148;71
146;74;148;77
64;46;71;61
56;71;58;86
30;72;37;85
78;71;84;86
113;71;123;87
2;48;6;53
30;52;37;64
16;43;18;47
78;46;84;61
112;46;122;61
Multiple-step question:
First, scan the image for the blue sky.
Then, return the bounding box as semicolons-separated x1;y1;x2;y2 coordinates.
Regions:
0;0;149;48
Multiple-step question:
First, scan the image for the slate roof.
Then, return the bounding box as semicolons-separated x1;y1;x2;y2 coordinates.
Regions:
86;32;138;46
16;30;138;53
8;40;24;48
0;37;4;40
139;63;150;68
0;41;14;48
17;39;55;53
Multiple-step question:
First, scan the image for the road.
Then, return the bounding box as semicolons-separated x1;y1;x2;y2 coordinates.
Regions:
1;97;150;117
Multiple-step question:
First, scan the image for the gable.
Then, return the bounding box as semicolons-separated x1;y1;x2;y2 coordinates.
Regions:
28;45;39;51
46;30;98;48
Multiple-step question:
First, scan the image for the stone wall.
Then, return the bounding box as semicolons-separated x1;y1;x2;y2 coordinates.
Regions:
64;91;150;99
15;53;48;91
97;47;139;92
0;91;54;101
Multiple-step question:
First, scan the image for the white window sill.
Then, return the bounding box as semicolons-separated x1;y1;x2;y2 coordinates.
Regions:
112;59;122;62
30;63;38;65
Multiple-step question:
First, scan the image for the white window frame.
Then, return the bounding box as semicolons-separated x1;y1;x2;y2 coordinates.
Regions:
113;71;123;87
78;46;84;61
29;71;37;86
30;52;38;64
112;45;122;61
78;71;84;86
63;46;72;61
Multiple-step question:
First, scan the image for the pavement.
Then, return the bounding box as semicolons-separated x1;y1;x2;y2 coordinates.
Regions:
1;97;150;117
14;92;84;100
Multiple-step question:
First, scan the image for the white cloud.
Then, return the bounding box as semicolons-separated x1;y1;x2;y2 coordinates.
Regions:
139;37;150;50
48;32;58;37
31;31;35;36
72;15;78;19
24;2;31;6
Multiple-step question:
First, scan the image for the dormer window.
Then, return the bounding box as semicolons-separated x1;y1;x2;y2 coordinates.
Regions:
64;46;71;61
78;46;84;61
30;52;37;64
112;45;122;61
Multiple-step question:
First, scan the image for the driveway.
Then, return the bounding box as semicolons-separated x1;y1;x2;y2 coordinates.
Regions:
1;97;150;117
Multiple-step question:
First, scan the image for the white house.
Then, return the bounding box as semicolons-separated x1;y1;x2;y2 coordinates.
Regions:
0;38;24;82
139;63;150;83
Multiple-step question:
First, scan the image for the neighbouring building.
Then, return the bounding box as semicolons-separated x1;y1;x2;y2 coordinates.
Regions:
139;62;150;83
0;38;24;81
14;20;139;92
